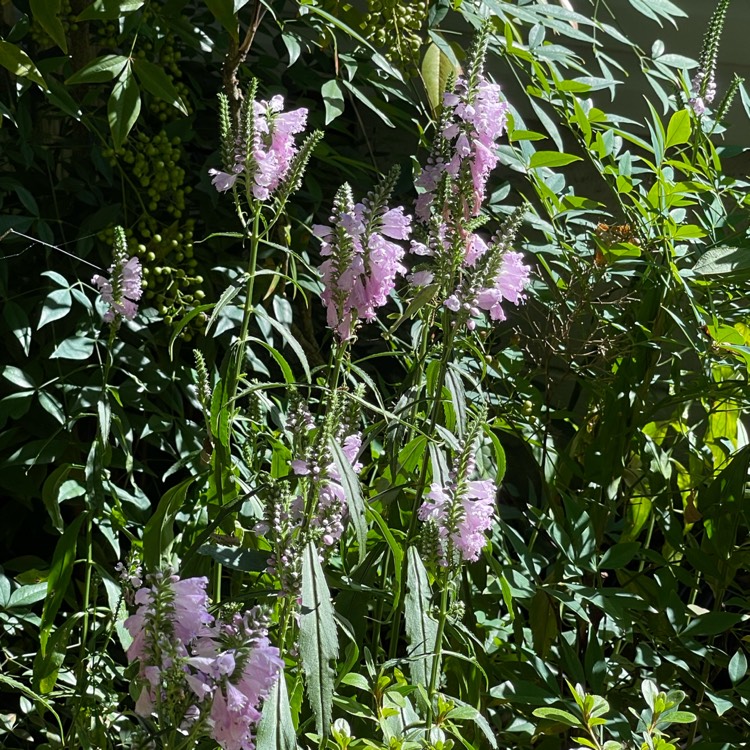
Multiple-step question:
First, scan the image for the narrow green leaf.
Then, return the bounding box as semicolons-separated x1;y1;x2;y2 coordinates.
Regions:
205;0;239;40
482;425;507;484
658;710;697;724
530;590;558;657
256;674;296;750
39;514;84;654
132;58;188;115
255;306;311;382
404;547;438;688
0;41;47;89
367;507;403;609
300;541;339;737
0;674;65;740
66;54;129;84
329;437;366;566
168;303;215;359
341;80;394;128
529;151;582;169
108;65;141;149
532;707;580;726
665;108;691;149
142;477;194;570
30;0;68;53
34;613;81;693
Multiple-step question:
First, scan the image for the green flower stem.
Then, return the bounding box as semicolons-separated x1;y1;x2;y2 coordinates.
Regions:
426;574;451;731
389;312;455;659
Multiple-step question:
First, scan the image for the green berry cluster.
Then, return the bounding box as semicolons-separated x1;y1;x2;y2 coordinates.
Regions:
95;21;120;49
104;131;188;217
362;0;428;70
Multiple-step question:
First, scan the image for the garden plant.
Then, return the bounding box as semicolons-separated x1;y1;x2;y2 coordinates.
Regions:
0;0;749;748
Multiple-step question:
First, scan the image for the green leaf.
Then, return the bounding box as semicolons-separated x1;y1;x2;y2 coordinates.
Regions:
77;0;144;20
341;80;394;128
729;650;748;685
300;541;339;737
658;710;697;724
108;65;141;149
0;674;65;740
482;425;507;484
34;613;80;693
50;334;94;360
329;437;367;565
404;547;438;688
665;109;691;149
693;246;750;277
683;611;742;637
368;506;404;609
599;541;640;570
8;582;48;608
38;288;72;329
255;306;311;382
197;543;268;572
4;301;32;356
256;674;296;750
321;79;345;125
66;54;129;85
529;589;558;658
39;514;84;654
205;0;239;40
529;151;582;169
30;0;68;52
143;477;193;570
132;58;188;115
421;41;455;114
0;41;47;89
532;707;580;727
2;366;35;389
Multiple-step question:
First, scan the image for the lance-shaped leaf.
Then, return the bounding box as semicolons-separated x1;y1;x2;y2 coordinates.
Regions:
256;673;298;750
300;541;339;737
329;436;367;565
404;546;438;688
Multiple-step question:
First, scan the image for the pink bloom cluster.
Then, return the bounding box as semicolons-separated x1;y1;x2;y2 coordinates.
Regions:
689;69;717;117
418;447;497;565
317;201;412;341
416;76;508;221
92;256;142;322
124;575;281;750
444;243;530;326
209;95;307;201
291;433;363;547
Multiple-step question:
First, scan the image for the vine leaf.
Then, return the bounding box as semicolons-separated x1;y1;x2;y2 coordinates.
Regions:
300;541;338;737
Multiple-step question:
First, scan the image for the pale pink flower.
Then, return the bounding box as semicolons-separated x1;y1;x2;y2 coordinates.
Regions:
92;255;143;322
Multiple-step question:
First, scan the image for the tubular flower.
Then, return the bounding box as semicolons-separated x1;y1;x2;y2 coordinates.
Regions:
92;226;143;323
415;76;509;222
209;89;308;203
124;573;214;717
317;178;411;341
